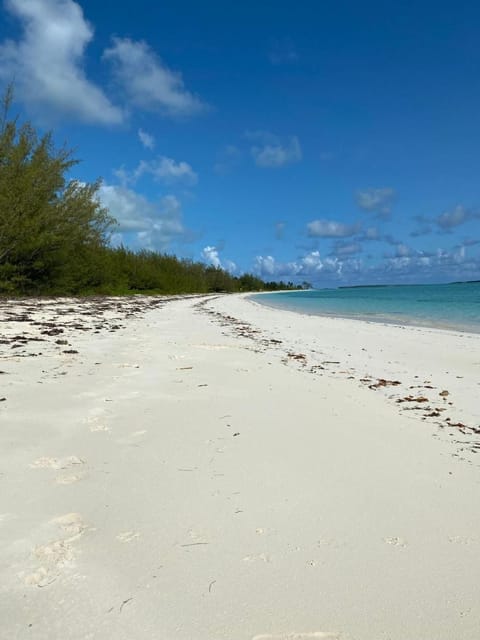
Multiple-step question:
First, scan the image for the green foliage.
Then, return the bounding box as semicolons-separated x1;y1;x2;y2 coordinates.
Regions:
0;86;114;293
74;247;295;296
0;86;299;297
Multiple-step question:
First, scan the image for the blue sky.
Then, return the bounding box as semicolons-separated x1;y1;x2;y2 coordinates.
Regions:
1;0;479;286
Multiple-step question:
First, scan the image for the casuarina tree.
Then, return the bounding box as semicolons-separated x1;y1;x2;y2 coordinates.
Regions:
0;85;115;293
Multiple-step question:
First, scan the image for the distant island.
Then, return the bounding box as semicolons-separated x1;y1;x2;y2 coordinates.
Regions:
450;280;480;285
338;280;480;289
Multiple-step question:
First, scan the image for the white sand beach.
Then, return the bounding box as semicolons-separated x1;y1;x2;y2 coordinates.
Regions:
1;293;479;639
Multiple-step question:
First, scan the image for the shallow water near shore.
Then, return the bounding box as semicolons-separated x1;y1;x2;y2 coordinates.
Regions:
252;281;480;333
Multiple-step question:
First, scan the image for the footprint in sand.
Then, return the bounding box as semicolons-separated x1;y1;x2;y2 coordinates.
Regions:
30;456;84;470
89;422;110;433
243;553;271;564
53;512;87;538
22;513;88;587
116;531;140;543
85;412;111;433
383;536;407;547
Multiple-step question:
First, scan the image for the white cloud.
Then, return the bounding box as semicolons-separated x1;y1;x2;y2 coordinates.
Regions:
115;156;197;186
135;157;198;185
201;246;236;272
411;206;480;236
201;245;221;268
0;0;123;124
98;184;188;250
253;240;480;285
254;238;480;285
248;131;302;168
307;219;361;238
356;188;395;217
103;37;206;117
435;205;480;230
381;244;480;281
254;251;343;278
333;242;362;256
395;243;410;257
437;206;468;229
138;128;155;150
254;255;278;276
301;251;326;273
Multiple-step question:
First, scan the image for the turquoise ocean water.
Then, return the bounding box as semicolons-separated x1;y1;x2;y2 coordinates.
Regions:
252;282;480;333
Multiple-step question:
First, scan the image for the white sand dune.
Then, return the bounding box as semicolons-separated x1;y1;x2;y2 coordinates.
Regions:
1;293;479;639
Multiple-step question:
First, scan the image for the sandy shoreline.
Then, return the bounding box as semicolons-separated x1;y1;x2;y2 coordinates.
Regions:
247;290;480;335
1;293;479;639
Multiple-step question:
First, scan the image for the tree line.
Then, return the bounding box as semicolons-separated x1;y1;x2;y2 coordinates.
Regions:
0;87;298;297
